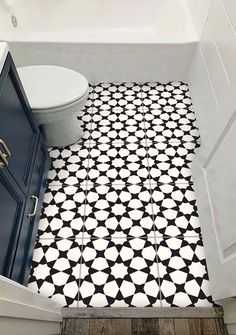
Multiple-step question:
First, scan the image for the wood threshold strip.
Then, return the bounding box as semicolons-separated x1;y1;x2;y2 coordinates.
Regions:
62;307;223;319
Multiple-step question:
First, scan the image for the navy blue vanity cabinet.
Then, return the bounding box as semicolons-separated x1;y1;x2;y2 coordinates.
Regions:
0;169;26;279
0;53;50;284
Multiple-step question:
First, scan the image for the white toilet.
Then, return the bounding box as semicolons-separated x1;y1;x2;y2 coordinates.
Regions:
17;65;89;147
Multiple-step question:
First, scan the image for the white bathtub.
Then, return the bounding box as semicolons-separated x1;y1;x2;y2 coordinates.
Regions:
0;0;198;83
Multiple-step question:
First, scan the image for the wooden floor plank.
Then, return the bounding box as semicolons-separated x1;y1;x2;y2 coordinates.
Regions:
89;319;116;335
132;319;160;335
159;319;175;335
61;317;227;335
115;319;132;335
215;318;228;335
61;319;89;335
201;319;218;335
174;319;190;335
189;319;202;335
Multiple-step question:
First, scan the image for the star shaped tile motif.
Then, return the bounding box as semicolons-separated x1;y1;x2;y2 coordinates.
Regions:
150;183;200;237
93;82;143;110
28;239;83;307
47;142;90;185
141;82;192;109
37;185;86;239
87;142;149;185
147;141;199;184
90;107;146;143
144;107;199;143
83;184;154;238
78;238;161;307
157;237;214;307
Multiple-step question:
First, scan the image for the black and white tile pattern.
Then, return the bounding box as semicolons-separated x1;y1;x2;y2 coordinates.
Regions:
147;141;199;184
87;142;149;185
48;143;90;185
90;107;146;143
141;82;192;109
151;183;200;238
84;184;153;239
157;237;213;307
79;237;160;307
144;106;199;143
37;185;86;239
93;83;143;110
28;239;82;307
29;82;214;308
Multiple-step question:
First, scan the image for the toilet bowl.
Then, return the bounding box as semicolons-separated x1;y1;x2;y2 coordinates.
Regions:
17;65;89;147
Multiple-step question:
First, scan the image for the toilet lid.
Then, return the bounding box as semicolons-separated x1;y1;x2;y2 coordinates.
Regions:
17;65;89;110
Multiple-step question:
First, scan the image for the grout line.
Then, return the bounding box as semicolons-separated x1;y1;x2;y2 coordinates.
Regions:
76;85;95;307
36;234;203;242
46;180;195;189
145;149;164;306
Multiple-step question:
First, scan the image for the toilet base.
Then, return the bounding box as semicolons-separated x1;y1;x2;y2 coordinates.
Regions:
41;114;83;147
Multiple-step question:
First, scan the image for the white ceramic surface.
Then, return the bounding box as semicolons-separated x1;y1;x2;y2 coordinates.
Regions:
0;0;198;83
17;65;88;109
0;0;197;43
0;42;9;74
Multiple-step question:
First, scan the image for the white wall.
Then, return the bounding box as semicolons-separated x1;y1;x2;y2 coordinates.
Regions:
185;0;212;38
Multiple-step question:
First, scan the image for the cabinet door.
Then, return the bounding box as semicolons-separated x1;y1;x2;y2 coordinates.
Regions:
0;169;26;278
11;138;49;284
0;54;40;195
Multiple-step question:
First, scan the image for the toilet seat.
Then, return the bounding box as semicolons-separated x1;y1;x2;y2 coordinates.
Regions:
17;65;89;111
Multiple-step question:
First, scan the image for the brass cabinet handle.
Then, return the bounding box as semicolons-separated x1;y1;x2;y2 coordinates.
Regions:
0;151;8;168
0;139;11;158
27;195;39;218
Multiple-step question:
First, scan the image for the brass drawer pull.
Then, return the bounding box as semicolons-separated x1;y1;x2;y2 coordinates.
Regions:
27;195;39;218
0;151;8;168
0;139;11;158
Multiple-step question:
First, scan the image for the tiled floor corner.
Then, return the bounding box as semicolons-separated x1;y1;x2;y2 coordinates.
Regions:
28;81;215;308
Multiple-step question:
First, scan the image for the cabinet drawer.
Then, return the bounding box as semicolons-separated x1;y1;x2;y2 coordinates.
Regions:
11;137;50;284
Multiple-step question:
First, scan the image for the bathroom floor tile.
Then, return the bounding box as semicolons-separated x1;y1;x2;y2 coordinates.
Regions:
157;237;214;307
37;185;86;239
150;183;200;237
28;238;83;307
90;107;146;143
141;82;192;109
78;237;161;307
87;142;149;185
144;105;197;124
83;184;154;238
147;141;199;184
144;107;199;143
93;82;143;110
47;142;90;186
